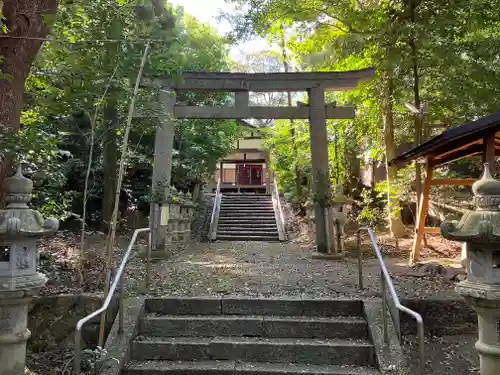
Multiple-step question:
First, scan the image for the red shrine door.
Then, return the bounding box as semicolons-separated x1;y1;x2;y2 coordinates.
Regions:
237;164;263;186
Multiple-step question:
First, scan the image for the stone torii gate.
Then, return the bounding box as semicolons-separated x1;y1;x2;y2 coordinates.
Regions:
148;69;375;254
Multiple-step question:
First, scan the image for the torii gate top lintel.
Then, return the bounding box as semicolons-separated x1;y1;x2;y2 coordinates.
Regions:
149;67;376;255
149;67;375;93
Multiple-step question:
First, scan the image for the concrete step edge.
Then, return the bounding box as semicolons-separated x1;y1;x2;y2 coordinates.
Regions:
130;337;375;365
144;298;365;317
141;314;366;322
216;237;280;241
217;225;278;228
125;360;379;375
132;336;374;347
138;315;368;339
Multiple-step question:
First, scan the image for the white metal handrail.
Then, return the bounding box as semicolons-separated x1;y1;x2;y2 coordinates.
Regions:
74;227;150;375
272;178;286;240
357;227;425;375
208;177;222;241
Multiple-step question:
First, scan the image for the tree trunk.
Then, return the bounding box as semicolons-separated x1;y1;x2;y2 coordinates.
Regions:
100;16;121;232
101;102;119;233
0;0;58;206
382;71;406;238
410;0;423;213
192;181;201;202
280;28;303;202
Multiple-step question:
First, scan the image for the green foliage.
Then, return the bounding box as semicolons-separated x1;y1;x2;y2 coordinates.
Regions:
226;0;500;225
8;0;237;221
264;118;310;205
81;346;108;374
356;188;385;228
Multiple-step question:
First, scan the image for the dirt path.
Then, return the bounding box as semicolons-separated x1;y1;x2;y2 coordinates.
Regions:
126;240;458;299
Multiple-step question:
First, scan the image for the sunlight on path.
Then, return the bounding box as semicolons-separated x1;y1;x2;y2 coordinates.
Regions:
127;241;457;299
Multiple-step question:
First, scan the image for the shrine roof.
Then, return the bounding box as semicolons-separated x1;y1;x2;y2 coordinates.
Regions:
389;111;500;167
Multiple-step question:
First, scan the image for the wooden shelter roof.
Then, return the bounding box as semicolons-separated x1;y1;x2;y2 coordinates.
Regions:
389;111;500;167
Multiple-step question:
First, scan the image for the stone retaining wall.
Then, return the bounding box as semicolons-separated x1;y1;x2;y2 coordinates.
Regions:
28;294;119;352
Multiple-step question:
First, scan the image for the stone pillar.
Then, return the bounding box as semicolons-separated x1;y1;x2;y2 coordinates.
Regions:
0;166;58;375
308;87;330;254
441;163;500;375
331;184;354;256
265;152;271;193
150;89;176;250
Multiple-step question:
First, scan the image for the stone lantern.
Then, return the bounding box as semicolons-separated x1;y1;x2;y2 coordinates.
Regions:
331;183;354;255
440;163;500;375
0;165;58;375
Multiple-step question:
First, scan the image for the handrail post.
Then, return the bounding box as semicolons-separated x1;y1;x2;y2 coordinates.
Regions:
381;270;389;344
118;273;125;334
272;178;287;240
75;330;81;375
418;320;425;375
358;227;425;375
356;230;363;289
74;227;150;375
145;229;152;290
209;178;221;242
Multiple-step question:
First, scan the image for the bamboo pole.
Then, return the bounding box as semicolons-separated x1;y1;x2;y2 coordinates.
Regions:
98;42;151;347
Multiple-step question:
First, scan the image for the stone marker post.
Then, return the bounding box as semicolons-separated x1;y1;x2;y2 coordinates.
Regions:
441;163;500;375
331;183;354;256
0;165;58;375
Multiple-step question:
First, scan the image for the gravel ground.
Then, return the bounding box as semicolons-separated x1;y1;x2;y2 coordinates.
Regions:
122;239;478;374
404;334;479;375
28;234;478;375
125;240;458;299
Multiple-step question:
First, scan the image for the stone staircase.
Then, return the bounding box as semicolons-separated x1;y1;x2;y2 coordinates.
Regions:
216;194;280;241
123;297;379;375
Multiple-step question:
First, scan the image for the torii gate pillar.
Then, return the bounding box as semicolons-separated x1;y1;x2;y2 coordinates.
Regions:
308;87;330;253
150;89;176;250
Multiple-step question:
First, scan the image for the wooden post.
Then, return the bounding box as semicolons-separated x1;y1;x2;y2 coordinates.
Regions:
219;161;223;184
483;134;496;169
266;152;271;193
150;89;176;250
308;87;330;254
410;159;433;264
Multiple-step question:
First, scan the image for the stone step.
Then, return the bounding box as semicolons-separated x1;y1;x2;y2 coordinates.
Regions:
222;200;273;204
218;219;276;223
139;315;368;339
222;204;272;207
218;227;278;232
222;197;273;201
224;193;271;196
144;298;364;317
217;230;279;236
220;210;275;215
222;200;273;203
130;337;376;366
222;196;272;200
218;223;277;228
218;218;277;223
221;206;274;210
216;235;280;242
219;212;276;217
124;360;380;375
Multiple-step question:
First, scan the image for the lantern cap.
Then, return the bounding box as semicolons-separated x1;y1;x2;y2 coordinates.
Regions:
0;165;58;237
441;163;500;244
472;163;500;202
5;164;33;208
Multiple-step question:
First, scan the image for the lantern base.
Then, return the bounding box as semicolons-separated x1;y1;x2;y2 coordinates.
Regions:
0;273;47;375
0;272;47;294
456;280;500;375
456;280;500;304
